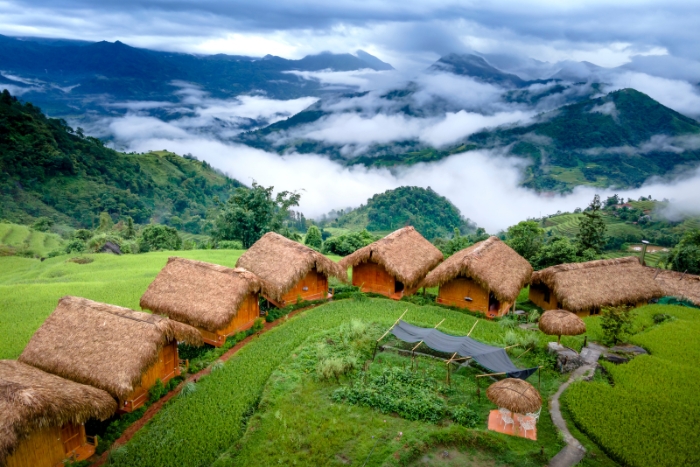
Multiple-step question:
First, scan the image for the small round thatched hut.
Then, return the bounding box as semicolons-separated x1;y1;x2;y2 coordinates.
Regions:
419;236;533;318
236;232;347;307
0;360;116;467
19;296;202;412
538;309;586;344
487;378;541;414
339;226;443;300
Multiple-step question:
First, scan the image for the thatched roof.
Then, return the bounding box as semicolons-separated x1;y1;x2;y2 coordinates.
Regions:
418;236;532;303
236;232;347;295
140;257;272;332
648;269;700;306
0;360;116;465
486;378;541;414
538;309;586;336
531;257;664;313
19;296;202;400
338;227;443;288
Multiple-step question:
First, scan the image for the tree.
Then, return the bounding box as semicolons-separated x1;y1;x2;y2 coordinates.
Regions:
304;225;323;250
600;306;635;345
123;216;136;239
506;221;545;262
31;217;53;232
137;224;182;252
213;182;300;248
666;229;700;274
97;211;114;232
533;236;579;269
576;194;607;254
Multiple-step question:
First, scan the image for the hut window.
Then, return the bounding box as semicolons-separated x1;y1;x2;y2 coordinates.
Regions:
590;308;600;316
464;296;473;302
543;288;551;303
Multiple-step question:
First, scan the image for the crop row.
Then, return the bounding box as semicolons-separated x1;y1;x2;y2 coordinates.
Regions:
563;306;700;467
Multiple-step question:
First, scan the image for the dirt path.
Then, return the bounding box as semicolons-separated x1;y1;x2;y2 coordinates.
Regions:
89;305;311;467
547;344;603;467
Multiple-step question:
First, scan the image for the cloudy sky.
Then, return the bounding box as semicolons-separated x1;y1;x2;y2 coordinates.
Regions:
4;0;700;230
1;0;699;69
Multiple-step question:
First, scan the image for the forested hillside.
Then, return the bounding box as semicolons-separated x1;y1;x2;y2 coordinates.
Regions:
0;90;241;232
329;186;471;239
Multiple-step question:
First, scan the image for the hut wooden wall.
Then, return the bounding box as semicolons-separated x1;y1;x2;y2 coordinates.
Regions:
120;340;180;412
529;284;559;311
199;293;260;347
437;277;512;318
352;261;396;298
273;268;328;307
6;423;93;467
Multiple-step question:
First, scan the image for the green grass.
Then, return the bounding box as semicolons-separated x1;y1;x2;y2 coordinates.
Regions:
0;222;65;256
563;305;700;467
222;322;565;467
103;299;562;467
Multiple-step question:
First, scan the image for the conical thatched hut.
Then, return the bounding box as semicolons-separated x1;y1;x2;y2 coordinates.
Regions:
339;227;443;299
419;237;532;318
236;232;347;307
0;360;116;467
529;257;664;317
538;309;586;344
19;296;202;413
487;378;541;414
647;269;700;307
141;257;272;346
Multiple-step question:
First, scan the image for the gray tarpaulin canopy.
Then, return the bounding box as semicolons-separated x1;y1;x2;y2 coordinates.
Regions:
390;320;538;380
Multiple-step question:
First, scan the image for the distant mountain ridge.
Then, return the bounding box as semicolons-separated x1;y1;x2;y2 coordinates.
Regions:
0;35;393;116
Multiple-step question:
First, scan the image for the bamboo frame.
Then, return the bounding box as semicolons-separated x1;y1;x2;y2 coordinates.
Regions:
373;309;407;361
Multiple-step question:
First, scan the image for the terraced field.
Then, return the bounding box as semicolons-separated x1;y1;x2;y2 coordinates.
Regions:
0;222;64;257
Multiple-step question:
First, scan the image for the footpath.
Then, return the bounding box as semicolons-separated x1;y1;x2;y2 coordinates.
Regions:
547;343;604;467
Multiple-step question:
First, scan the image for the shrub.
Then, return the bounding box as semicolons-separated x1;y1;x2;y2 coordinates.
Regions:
452;406;479;427
86;233;123;253
600;306;635;345
304;225;323;250
31;217;53;232
64;239;86;254
148;379;167;402
179;382;197;398
216;240;243;249
251;318;264;332
137;224;182;252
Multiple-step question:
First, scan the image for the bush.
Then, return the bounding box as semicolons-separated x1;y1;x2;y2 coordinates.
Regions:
216;240;243;249
86;233;122;253
137;224;182;252
251;318;264;332
304;225;323;250
600;306;635;345
31;217;53;232
452;406;479;427
322;230;377;256
64;239;86;254
148;379;167;402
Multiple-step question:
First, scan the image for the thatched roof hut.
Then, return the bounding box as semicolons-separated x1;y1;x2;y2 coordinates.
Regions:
236;232;347;297
486;378;541;414
648;269;700;306
530;257;664;314
19;296;202;401
0;360;116;466
419;236;532;304
140;257;272;332
539;309;586;344
339;227;443;289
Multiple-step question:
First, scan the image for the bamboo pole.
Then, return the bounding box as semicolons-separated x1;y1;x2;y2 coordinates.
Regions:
514;347;533;360
376;309;408;342
467;320;478;337
411;319;444;351
476;371;507;378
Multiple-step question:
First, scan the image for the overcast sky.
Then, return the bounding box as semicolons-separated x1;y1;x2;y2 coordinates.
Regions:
1;0;699;69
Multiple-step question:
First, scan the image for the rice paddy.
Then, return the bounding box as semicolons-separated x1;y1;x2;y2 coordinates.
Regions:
0;222;64;257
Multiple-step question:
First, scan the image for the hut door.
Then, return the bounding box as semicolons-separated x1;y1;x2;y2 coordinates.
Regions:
61;423;83;454
394;280;405;294
488;293;500;312
162;343;176;375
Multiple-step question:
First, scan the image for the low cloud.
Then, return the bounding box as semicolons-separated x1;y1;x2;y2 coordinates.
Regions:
605;71;700;118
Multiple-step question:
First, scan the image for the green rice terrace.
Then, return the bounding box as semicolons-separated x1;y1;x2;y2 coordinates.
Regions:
1;249;698;467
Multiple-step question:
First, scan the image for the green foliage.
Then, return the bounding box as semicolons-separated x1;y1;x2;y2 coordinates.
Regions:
576;195;607;254
74;229;93;241
213;182;300;248
533;236;582;269
148;379;167;402
31;217;54;232
97;211;114;232
665;229;700;274
0;91;240;232
64;239;86;254
600;306;635;345
506;220;545;262
322;229;378;255
452;406;479;428
304;225;323;249
95;406;147;455
216;240;243;250
251;318;264;333
332;367;448;422
137;224;182;252
564;305;700;467
123;217;136;240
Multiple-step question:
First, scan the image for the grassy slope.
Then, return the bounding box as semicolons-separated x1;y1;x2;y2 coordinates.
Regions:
0;251;342;360
0;222;65;256
563;305;700;467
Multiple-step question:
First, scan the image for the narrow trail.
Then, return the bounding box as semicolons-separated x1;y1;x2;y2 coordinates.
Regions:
89;305;312;467
547;344;604;467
